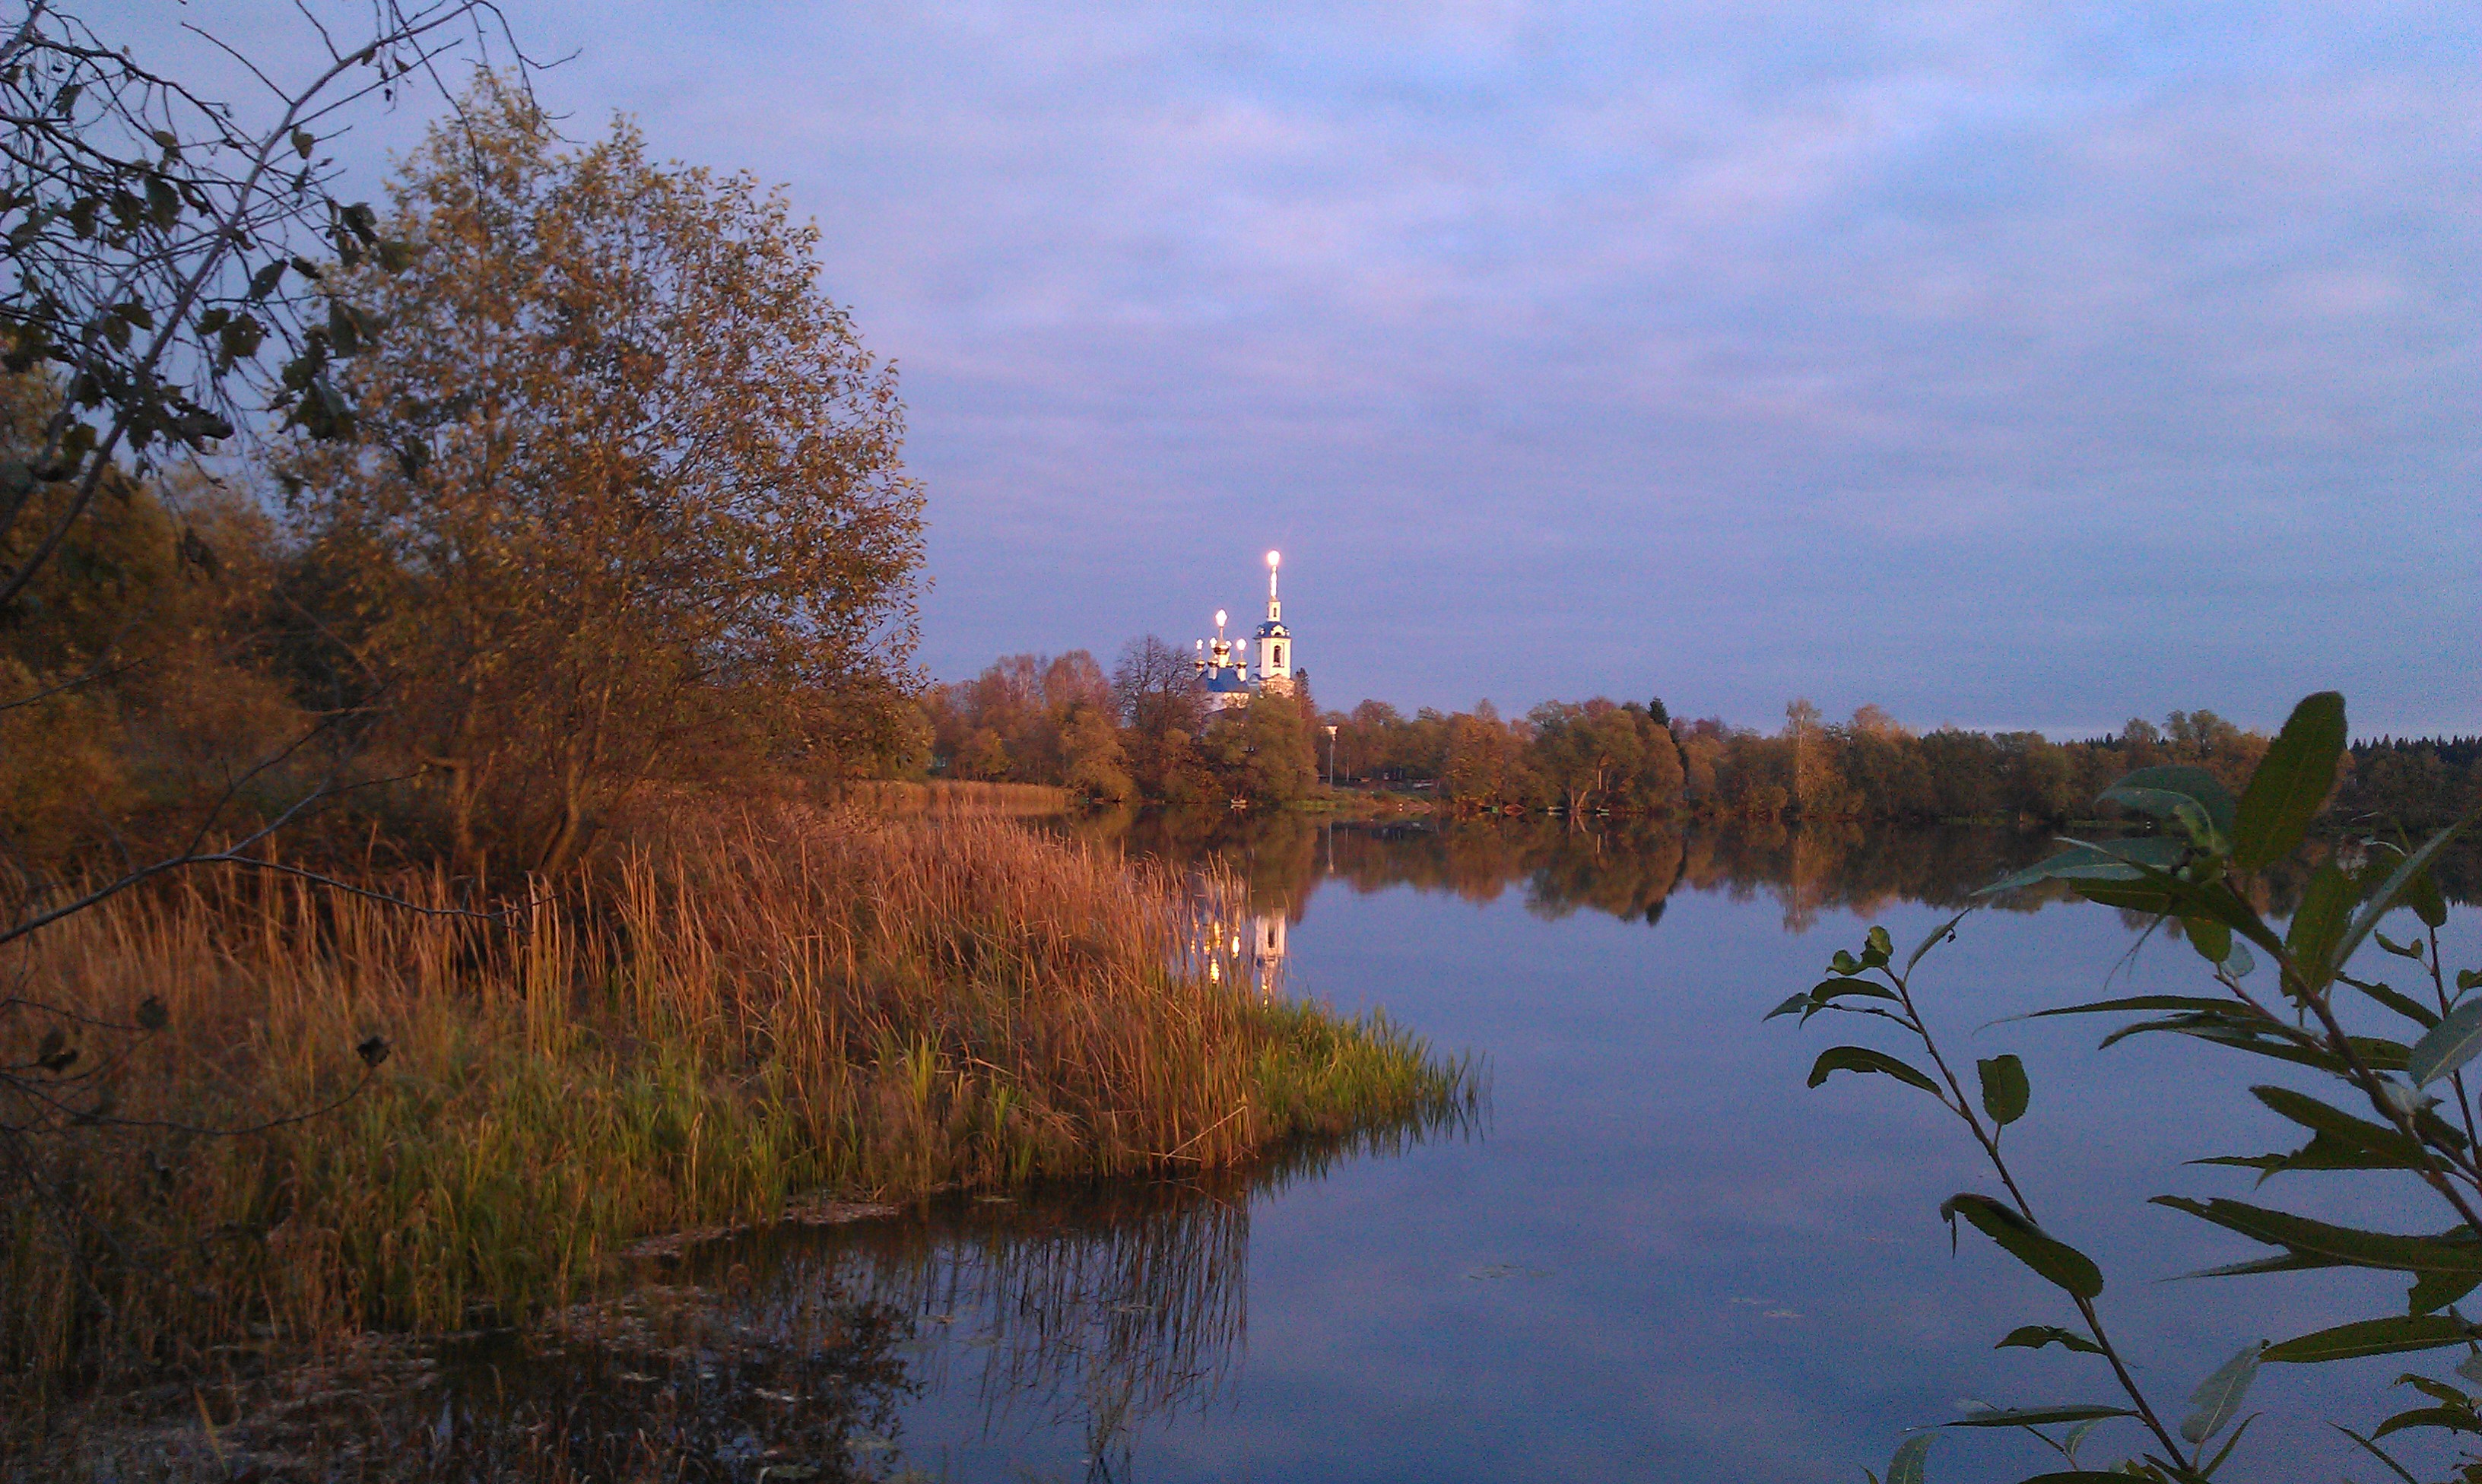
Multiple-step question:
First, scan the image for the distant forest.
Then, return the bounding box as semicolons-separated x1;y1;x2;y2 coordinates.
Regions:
922;645;2479;831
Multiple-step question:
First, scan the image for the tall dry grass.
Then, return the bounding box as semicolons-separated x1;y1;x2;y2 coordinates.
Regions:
0;807;1469;1394
844;778;1074;817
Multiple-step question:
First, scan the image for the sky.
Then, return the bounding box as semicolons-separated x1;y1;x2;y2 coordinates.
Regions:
141;2;2480;736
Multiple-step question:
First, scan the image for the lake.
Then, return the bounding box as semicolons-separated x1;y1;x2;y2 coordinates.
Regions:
628;817;2482;1483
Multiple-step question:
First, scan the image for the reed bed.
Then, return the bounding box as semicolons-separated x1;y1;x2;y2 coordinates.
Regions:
0;807;1471;1396
842;778;1074;817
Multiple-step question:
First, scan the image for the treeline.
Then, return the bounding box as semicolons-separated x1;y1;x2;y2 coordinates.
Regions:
926;657;2480;832
920;639;1325;807
1342;699;2480;828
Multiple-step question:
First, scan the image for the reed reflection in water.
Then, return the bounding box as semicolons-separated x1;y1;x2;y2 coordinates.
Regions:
679;1108;1477;1480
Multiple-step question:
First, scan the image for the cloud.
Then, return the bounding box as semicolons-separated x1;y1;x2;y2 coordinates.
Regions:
121;0;2482;733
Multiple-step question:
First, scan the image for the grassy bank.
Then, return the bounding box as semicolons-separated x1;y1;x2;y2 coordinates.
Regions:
2;808;1471;1395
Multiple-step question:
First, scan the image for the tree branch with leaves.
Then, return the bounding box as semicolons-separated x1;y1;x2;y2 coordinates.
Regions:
1778;691;2482;1483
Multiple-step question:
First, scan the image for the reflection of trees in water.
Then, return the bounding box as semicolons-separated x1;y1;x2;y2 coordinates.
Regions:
1082;811;2079;932
1076;810;2482;931
700;1125;1469;1480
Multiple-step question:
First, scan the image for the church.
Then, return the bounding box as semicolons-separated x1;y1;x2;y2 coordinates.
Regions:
1192;550;1295;711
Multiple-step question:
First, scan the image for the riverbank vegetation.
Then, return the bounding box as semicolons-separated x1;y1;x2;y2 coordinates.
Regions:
4;807;1470;1396
928;649;2477;832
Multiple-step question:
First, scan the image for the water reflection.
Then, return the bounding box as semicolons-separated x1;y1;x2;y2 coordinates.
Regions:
674;1132;1458;1482
1076;811;2482;937
374;817;2482;1484
1081;813;2063;934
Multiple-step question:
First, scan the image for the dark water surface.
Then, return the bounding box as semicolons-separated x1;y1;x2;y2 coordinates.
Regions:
683;820;2482;1483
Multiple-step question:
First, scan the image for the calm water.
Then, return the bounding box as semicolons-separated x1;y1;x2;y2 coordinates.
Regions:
660;819;2482;1483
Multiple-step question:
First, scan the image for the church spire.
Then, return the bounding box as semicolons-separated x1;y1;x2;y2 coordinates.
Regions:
1254;550;1293;696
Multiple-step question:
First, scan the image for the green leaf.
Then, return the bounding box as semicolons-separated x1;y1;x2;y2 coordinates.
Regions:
2201;1412;2261;1476
2462;969;2482;994
2154;1195;2482;1275
2407;1270;2481;1314
2372;1405;2482;1439
2102;765;2237;839
2334;1424;2423;1484
1941;1404;2134;1429
2392;1372;2471;1408
2340;974;2441;1029
2232;693;2345;870
2182;1249;2347;1280
1995;1324;2104;1356
2264;1314;2482;1363
2334;824;2470;988
1864;925;1894;966
2250;1085;2426;1166
326;299;363;354
2407;868;2449;929
1977;838;2190;897
291;127;315;159
2284;862;2353;991
2410;999;2482;1087
2027;995;2241;1020
1978;1054;2029;1127
1763;992;1812;1022
2179;1341;2265;1444
2186;916;2233;966
2376;930;2427;961
1809;1046;1944;1096
1941;1194;2104;1298
1884;1432;1931;1484
1906;912;1970;974
1813;976;1901;1004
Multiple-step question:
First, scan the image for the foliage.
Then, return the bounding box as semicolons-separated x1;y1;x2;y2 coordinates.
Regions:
922;650;1128;798
1777;691;2482;1482
278;84;926;874
0;0;525;615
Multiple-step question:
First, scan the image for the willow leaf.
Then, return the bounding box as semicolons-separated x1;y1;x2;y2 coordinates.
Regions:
2232;692;2344;870
2264;1314;2482;1363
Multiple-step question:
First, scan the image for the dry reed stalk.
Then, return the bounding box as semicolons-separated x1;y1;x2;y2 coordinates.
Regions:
0;805;1468;1395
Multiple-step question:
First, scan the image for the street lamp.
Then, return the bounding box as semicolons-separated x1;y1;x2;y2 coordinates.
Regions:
1325;724;1338;788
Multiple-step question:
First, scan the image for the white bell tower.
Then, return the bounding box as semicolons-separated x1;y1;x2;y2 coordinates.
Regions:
1253;550;1293;695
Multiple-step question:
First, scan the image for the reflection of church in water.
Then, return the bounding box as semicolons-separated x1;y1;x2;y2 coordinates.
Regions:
1189;550;1300;981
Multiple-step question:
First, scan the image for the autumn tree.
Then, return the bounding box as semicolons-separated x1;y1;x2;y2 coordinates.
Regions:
1529;699;1641;816
923;650;1116;786
1440;702;1537;808
1200;686;1318;805
281;84;924;872
1112;634;1209;803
